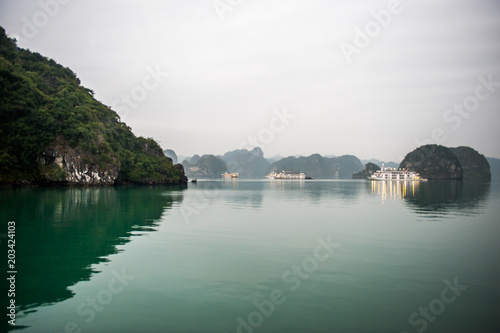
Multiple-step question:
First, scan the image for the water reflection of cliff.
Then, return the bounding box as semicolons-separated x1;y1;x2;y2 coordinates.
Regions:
368;180;491;218
0;186;184;318
369;180;422;203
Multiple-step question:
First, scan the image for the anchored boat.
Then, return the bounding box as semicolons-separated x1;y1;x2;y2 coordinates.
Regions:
271;170;306;180
369;164;427;181
222;172;239;179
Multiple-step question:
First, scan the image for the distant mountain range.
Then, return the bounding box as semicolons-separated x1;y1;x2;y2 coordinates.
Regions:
221;147;270;177
360;159;399;169
269;154;363;179
168;146;499;180
353;162;380;179
181;154;227;178
173;148;365;179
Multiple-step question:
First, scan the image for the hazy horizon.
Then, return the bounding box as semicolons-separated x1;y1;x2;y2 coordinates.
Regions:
1;0;499;161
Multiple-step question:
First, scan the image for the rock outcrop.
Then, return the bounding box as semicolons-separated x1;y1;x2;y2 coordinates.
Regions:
352;162;381;179
449;146;491;180
399;145;463;180
37;136;119;184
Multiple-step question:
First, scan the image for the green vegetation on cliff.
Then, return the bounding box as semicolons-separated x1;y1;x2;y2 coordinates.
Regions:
0;27;186;185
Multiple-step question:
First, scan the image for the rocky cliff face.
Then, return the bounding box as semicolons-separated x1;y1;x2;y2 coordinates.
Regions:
174;164;188;183
449;146;491;180
38;137;119;185
36;136;188;185
399;145;463;180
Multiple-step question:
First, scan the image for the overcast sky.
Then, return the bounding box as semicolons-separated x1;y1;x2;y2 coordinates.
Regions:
1;0;499;161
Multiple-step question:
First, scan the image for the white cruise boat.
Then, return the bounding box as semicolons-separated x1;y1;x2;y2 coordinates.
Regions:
222;172;239;179
369;164;427;181
272;170;306;180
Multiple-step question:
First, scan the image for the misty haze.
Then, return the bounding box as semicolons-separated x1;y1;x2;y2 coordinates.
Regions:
1;1;499;332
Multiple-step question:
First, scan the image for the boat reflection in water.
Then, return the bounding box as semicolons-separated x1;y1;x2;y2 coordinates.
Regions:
269;178;305;189
369;180;491;220
370;179;421;203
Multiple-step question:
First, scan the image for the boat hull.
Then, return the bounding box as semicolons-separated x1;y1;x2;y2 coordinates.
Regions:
368;167;427;181
368;177;428;181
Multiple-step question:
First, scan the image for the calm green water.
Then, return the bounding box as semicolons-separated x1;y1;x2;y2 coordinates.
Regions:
1;180;499;333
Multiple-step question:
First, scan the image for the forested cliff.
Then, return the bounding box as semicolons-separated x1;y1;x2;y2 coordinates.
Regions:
0;27;186;185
